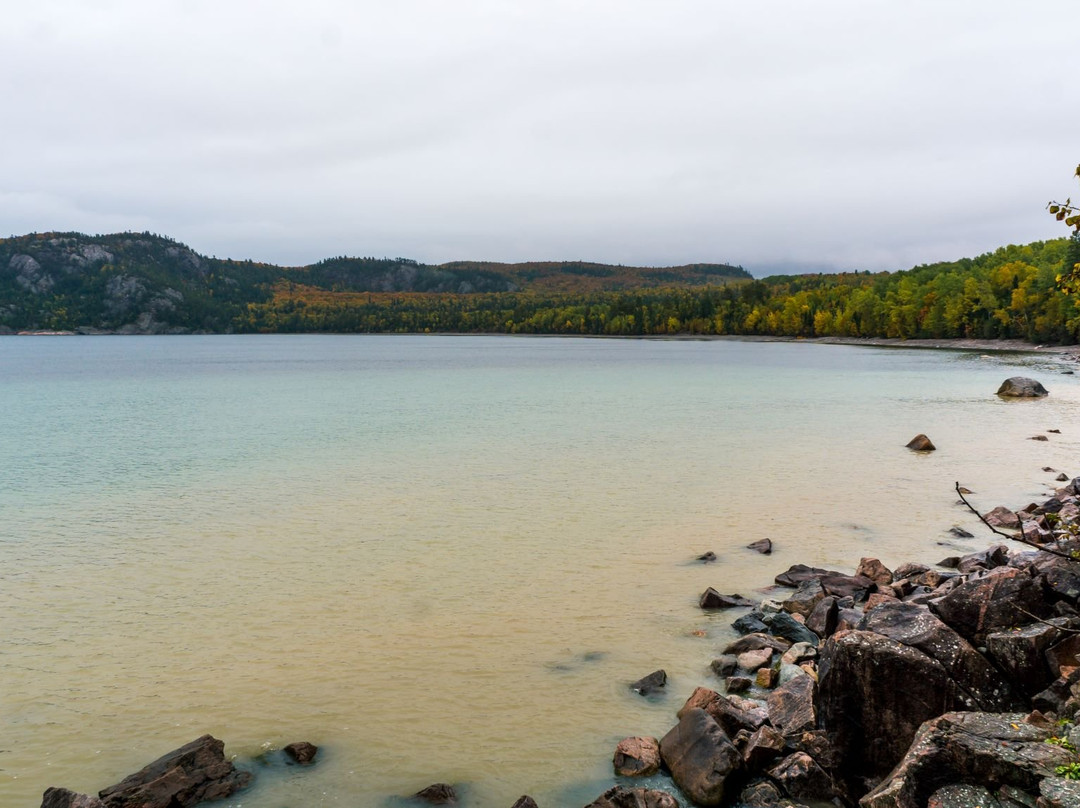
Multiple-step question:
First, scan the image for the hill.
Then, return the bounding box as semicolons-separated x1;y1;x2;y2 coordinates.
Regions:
0;231;749;333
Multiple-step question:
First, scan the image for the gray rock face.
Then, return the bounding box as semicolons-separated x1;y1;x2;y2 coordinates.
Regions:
985;619;1079;698
997;377;1049;397
9;253;54;293
930;567;1049;644
95;734;251;808
859;712;1071;808
659;708;743;807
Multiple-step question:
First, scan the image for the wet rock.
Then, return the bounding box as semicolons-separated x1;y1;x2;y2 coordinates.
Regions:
1031;435;1050;441
510;798;539;808
781;642;817;666
858;601;1020;711
836;608;861;633
854;558;892;586
931;567;1049;644
711;654;738;677
283;741;318;764
927;784;1008;808
956;545;1011;574
659;708;743;806
726;676;752;693
613;736;661;777
985;506;1022;529
738;648;773;672
1040;777;1080;808
1058;473;1070;482
584;785;678;808
630;670;667;696
806;596;839;639
860;712;1070;808
747;538;773;555
697;551;717;563
755;667;778;688
767;673;816;736
1032;668;1080;715
985;619;1079;698
732;612;769;635
937;556;962;569
414;784;457;804
775;564;840;588
1046;634;1080;677
818;631;956;779
737;780;785;807
699;588;756;609
764;611;820;647
41;789;105;808
722;633;791;654
782;579;826;618
742;725;786;770
767;752;834;802
819;573;876;601
906;434;936;451
948;526;975;539
997;377;1049;397
894;562;931;579
96;734;252;808
865;592;900;612
785;729;841;771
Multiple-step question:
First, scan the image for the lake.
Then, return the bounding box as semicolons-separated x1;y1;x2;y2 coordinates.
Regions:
2;335;1078;807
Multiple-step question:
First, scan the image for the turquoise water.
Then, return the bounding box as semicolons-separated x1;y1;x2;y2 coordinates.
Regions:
2;335;1079;807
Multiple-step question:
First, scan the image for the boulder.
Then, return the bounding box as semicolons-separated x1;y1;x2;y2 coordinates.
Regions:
926;784;1009;808
737;780;786;807
894;563;931;579
767;673;816;736
859;601;1021;711
510;798;539;808
1030;435;1050;441
755;667;778;688
742;725;786;770
1058;473;1071;482
737;648;773;672
659;708;743;806
584;785;678;808
781;642;817;666
414;784;457;804
818;631;957;779
699;589;756;609
956;545;1010;574
806;596;839;639
41;790;105;808
764;611;820;647
96;735;252;808
732;612;769;635
984;507;1021;529
282;741;318;764
997;377;1049;397
723;633;791;655
782;579;826;618
726;676;752;693
1032;669;1080;715
859;712;1072;808
767;752;834;802
819;573;877;601
855;558;893;585
613;736;662;777
697;551;718;563
1040;777;1080;808
775;564;840;588
985;619;1078;698
906;434;936;451
930;567;1049;644
630;670;667;696
746;538;773;555
710;655;738;677
1046;634;1080;677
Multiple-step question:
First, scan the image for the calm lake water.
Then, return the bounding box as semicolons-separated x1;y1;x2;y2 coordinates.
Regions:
3;335;1079;807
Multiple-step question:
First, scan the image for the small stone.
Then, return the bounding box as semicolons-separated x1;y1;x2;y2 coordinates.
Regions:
697;551;717;563
1058;473;1070;482
906;434;936;451
726;676;752;693
415;784;457;804
997;376;1049;397
1031;435;1050;441
856;557;894;586
948;526;975;538
630;669;667;696
510;797;539;808
699;588;757;609
710;655;738;677
283;741;318;764
1045;466;1057;472
738;648;773;672
746;538;773;554
1049;429;1062;434
755;667;778;688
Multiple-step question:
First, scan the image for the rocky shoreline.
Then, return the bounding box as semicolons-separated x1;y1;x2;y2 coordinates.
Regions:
40;380;1080;808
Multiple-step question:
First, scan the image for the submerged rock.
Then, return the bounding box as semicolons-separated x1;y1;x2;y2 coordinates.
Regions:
95;735;252;808
997;377;1049;397
283;741;318;764
746;538;773;555
584;785;678;808
630;669;667;696
613;736;661;777
414;783;457;804
699;588;756;609
905;434;936;451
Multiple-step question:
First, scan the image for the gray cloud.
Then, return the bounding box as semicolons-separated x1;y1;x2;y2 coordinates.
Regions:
2;1;1077;275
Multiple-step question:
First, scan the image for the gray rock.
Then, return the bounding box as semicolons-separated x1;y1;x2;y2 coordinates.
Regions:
764;611;819;647
41;789;105;808
630;669;667;696
746;538;773;554
997;377;1049;397
659;708;742;806
415;783;457;804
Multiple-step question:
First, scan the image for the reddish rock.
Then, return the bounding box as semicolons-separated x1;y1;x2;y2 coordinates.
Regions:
767;673;816;736
767;752;834;802
893;562;930;580
746;538;772;555
659;708;742;807
96;735;252;808
984;506;1021;529
775;564;840;588
754;667;778;689
613;737;662;777
782;579;826;618
985;619;1076;698
857;558;894;586
725;676;752;693
584;785;677;808
906;434;936;451
737;648;773;672
722;633;790;654
806;596;839;638
742;725;786;770
864;592;900;612
819;573;876;601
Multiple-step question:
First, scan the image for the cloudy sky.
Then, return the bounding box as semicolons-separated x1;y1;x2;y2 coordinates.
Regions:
3;2;1078;275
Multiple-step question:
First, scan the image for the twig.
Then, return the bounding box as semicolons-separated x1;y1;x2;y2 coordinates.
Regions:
1012;605;1080;635
954;482;1079;563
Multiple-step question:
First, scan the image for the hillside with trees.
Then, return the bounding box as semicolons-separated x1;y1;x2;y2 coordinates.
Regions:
3;230;1080;343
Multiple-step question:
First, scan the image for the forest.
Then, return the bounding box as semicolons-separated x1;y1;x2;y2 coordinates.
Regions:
3;231;1080;343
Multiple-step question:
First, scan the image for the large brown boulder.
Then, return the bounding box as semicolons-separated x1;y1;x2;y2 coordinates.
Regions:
858;602;1021;711
859;712;1072;808
767;752;834;803
930;567;1048;644
767;674;816;736
659;708;743;807
817;631;956;779
41;790;104;808
96;735;252;808
997;377;1049;397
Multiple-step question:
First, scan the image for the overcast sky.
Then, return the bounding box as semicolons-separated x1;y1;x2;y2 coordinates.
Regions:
2;2;1078;276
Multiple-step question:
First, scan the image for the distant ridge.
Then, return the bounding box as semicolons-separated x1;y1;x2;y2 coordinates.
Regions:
0;231;749;333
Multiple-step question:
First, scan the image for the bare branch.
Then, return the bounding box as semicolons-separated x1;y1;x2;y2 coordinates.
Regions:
954;481;1079;563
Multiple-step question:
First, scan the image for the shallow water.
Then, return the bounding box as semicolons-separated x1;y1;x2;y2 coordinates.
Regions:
2;335;1079;807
